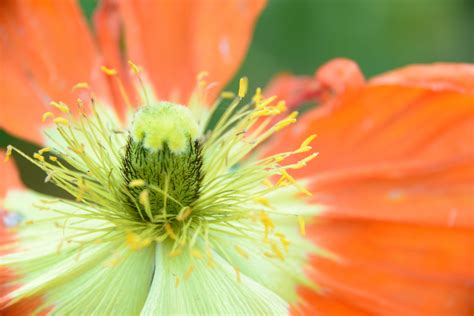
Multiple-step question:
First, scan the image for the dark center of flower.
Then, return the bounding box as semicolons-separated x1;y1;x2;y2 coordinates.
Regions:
119;102;203;223
121;138;203;221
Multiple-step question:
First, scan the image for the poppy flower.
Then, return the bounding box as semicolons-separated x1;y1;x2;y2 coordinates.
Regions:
1;2;473;316
264;59;474;315
1;1;319;314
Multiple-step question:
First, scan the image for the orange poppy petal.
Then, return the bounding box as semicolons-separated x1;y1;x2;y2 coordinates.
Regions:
264;73;321;110
303;219;474;315
0;0;112;143
315;58;366;95
117;0;265;102
372;63;474;95
266;84;474;179
262;63;474;314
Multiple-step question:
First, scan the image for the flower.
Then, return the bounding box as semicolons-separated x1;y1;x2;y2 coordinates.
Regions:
264;59;474;315
1;2;472;316
1;1;320;314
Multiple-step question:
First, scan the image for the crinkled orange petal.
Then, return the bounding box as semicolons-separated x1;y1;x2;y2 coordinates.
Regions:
116;0;265;102
264;73;321;110
263;62;474;314
304;220;474;316
0;0;113;144
372;63;474;95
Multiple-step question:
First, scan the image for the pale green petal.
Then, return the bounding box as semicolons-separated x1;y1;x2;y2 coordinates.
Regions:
141;241;288;315
47;245;155;315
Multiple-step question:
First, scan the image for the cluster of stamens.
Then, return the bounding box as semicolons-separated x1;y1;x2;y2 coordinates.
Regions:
4;64;318;284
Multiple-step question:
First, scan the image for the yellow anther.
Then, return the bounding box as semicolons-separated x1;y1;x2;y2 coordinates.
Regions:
169;248;182;257
175;277;180;288
258;96;277;110
38;147;51;155
275;232;290;252
101;65;117;76
273;118;297;131
221;91;235;99
298;215;306;236
72;82;89;91
128;60;141;74
277;170;295;186
271;242;285;260
190;249;203;259
49;156;58;162
254;197;271;207
165;223;177;240
234;245;249;259
42;112;55;123
273;155;285;163
289;153;319;170
129;179;146;188
276;100;287;112
139;189;149;205
253;87;263;104
234;267;241;283
126;232;151;250
238;77;248;98
33;153;45;162
176;206;192;221
184;264;195;280
50;101;70;113
53;117;69;126
4;145;12;162
301;134;317;148
288;111;299;119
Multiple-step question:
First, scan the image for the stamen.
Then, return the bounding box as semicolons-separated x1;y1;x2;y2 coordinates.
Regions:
238;77;248;98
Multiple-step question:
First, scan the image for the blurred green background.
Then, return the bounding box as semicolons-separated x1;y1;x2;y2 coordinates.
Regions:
2;0;473;194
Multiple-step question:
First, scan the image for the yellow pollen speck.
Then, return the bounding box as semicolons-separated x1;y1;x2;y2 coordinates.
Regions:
42;112;55;123
72;82;89;91
169;248;182;257
165;223;177;240
184;264;194;280
234;245;249;259
50;101;70;113
49;156;58;162
253;87;263;104
38;147;51;155
101;65;117;76
139;189;149;205
221;91;235;99
53;117;69;126
176;206;192;221
4;145;12;162
254;197;271;207
271;242;285;260
298;215;306;236
238;77;248;98
129;179;146;188
128;60;142;74
190;249;203;259
126;232;151;250
33;153;45;162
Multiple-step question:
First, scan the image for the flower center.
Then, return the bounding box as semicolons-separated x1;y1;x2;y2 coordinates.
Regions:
121;102;203;223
